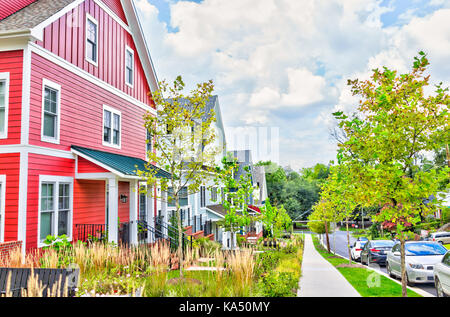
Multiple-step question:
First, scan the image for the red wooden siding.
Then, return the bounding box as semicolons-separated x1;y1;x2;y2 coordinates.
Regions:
77;156;109;174
0;50;23;145
34;0;153;107
26;154;75;250
29;52;148;160
118;181;129;223
0;0;38;20
73;179;106;226
101;0;127;24
0;153;20;242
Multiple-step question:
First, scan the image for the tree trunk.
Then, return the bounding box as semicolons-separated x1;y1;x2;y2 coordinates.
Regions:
346;217;352;264
176;197;183;278
400;238;407;297
324;220;330;253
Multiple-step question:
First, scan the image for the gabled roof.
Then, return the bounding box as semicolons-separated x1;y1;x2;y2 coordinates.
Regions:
0;0;39;21
0;0;75;31
0;0;159;93
71;145;170;179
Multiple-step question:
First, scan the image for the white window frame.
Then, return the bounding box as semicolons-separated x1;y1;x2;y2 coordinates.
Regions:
40;79;61;144
85;13;99;67
37;175;73;248
0;175;6;243
0;73;9;139
125;45;134;88
102;105;122;149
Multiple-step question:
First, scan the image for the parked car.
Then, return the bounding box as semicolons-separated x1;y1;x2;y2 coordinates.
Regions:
386;241;448;286
427;232;450;245
350;240;367;262
434;251;450;297
360;240;395;266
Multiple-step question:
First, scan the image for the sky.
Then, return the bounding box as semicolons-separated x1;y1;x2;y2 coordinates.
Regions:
134;0;450;171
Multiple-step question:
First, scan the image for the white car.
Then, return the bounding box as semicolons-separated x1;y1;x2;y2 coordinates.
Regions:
434;250;450;297
386;241;447;286
350;240;367;261
428;232;450;245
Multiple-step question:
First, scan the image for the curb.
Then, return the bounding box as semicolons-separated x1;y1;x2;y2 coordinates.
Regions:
316;234;435;298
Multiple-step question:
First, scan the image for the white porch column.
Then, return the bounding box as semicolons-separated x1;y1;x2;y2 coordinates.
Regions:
129;180;138;246
108;177;119;244
146;187;154;243
161;189;168;236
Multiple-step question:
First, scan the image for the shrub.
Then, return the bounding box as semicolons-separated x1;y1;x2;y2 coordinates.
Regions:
258;271;297;297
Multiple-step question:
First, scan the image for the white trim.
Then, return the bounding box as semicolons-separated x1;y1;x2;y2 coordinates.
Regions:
125;45;134;88
30;0;86;42
37;175;74;248
122;0;160;93
102;105;122;149
21;45;31;145
17;150;28;256
0;175;6;243
28;43;157;116
85;13;99;67
0;144;75;159
92;0;131;33
0;72;10;139
75;172;116;180
40;78;61;144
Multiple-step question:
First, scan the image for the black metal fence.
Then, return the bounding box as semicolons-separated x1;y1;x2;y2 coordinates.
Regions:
74;224;106;243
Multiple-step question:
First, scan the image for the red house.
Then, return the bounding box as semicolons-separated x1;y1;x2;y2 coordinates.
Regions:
0;0;164;256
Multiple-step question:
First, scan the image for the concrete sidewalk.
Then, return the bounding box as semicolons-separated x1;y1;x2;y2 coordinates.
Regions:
298;234;361;297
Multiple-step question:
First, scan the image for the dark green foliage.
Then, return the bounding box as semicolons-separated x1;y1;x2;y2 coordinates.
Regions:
257;161;330;220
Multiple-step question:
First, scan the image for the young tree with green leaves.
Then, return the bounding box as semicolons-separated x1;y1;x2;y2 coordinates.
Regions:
213;155;256;250
137;76;220;277
260;200;292;239
333;52;449;296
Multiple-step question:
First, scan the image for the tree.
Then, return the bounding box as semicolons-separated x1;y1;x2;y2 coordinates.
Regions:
137;76;220;277
308;198;338;253
333;52;449;296
214;155;255;250
260;200;292;239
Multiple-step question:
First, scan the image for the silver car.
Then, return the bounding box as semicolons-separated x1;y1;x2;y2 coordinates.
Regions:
434;250;450;297
428;232;450;245
386;241;447;286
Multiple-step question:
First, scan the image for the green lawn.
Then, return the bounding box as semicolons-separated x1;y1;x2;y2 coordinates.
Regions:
311;235;422;297
444;244;449;250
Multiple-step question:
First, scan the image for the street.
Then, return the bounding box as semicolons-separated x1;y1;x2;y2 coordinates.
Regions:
322;230;438;297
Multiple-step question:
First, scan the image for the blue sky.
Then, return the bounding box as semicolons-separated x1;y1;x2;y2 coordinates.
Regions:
135;0;450;170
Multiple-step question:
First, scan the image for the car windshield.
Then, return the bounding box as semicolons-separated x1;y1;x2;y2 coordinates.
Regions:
359;242;367;247
405;243;447;256
372;241;395;247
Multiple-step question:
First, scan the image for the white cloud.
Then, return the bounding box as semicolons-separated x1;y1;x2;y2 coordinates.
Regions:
137;0;450;169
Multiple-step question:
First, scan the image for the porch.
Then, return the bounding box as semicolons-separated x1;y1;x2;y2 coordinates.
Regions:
71;146;171;247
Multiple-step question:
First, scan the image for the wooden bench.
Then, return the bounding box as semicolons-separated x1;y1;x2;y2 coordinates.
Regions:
0;268;79;297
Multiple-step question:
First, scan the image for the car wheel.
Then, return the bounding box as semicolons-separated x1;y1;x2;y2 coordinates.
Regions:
387;262;394;278
435;278;447;297
406;274;415;287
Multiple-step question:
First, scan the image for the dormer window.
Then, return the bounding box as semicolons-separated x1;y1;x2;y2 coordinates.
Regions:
86;14;98;66
125;46;134;87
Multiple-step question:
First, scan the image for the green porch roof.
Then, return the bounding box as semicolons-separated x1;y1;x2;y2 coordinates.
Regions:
71;145;171;179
